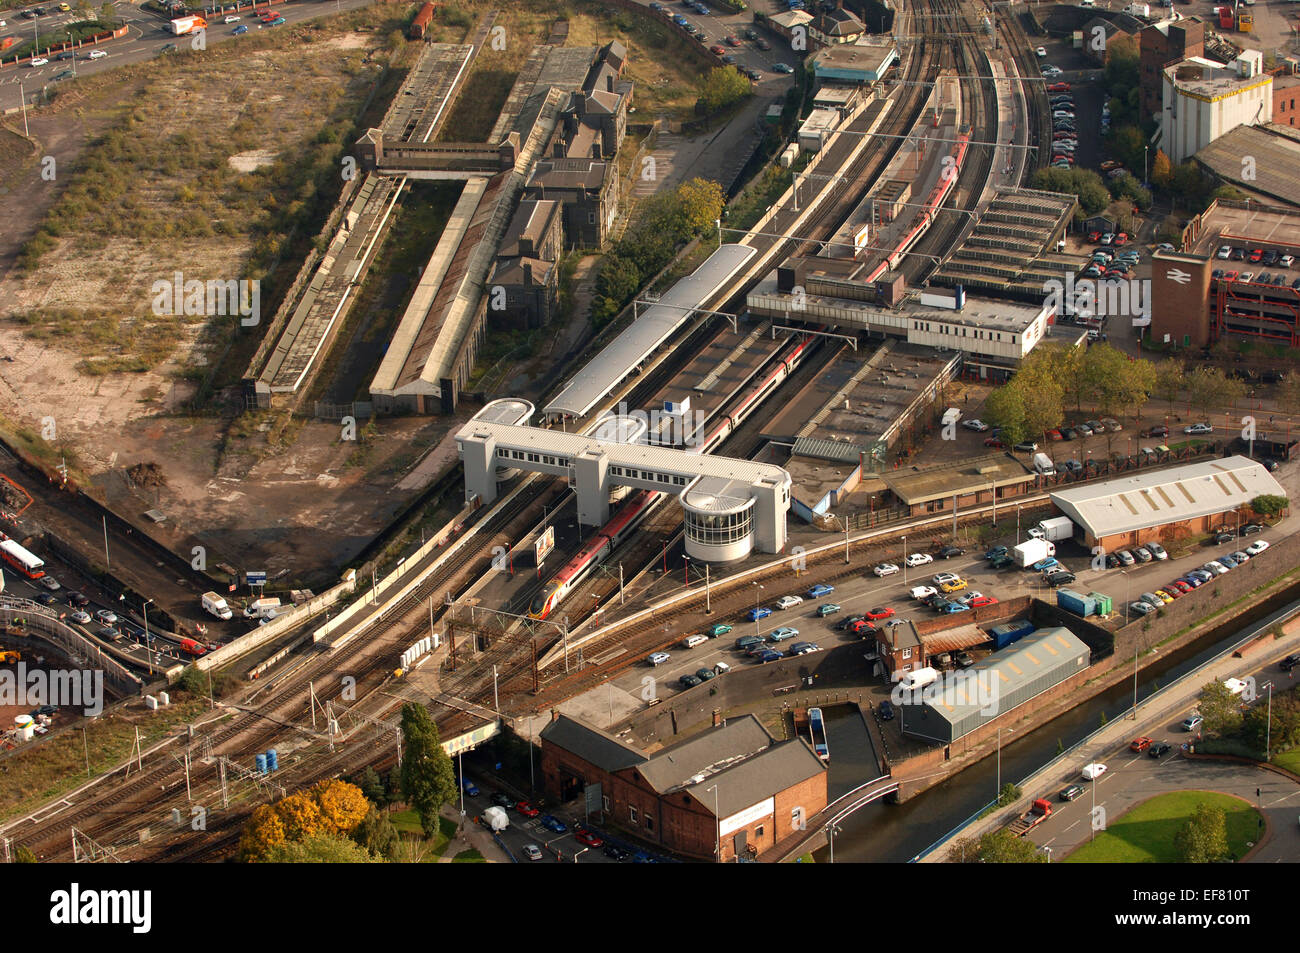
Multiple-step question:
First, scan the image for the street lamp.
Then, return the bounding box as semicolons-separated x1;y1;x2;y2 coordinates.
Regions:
752;583;764;636
573;847;589;863
996;725;1013;800
902;535;908;583
683;555;690;586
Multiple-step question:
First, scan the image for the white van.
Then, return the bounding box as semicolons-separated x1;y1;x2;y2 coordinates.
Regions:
1032;452;1057;476
713;661;731;675
681;634;708;649
648;651;671;666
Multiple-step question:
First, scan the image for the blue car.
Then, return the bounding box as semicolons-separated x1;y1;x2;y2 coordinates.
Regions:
233;23;248;34
984;546;1008;560
755;649;784;663
939;601;971;614
748;606;772;621
460;776;479;797
1180;575;1203;588
540;814;567;833
807;584;835;598
1033;557;1060;572
1218;554;1238;568
267;15;285;25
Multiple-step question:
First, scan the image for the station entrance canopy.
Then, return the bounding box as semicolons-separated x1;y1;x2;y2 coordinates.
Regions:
456;420;791;557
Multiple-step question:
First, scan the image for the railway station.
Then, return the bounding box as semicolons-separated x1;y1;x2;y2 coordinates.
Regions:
455;419;791;559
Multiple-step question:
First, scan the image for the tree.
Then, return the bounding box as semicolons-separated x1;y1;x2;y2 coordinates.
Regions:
263;834;383;863
976;829;1047;863
352;805;399;860
997;783;1021;806
276;792;323;843
239;803;288;861
1107;126;1147;177
1186;366;1245;419
1198;680;1243;738
354;766;388;806
311;779;370;836
1251;494;1288;518
1154;360;1185;413
697;67;752;114
13;845;37;863
399;703;457;837
984;384;1028;446
675;177;725;238
1150;149;1173;189
1173;803;1230;863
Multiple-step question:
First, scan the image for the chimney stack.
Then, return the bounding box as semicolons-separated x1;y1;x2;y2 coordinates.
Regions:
712;708;722;728
523;262;533;286
550;707;560;723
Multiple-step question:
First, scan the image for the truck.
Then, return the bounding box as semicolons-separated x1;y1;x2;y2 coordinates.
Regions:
1057;589;1097;617
1032;452;1056;476
167;14;207;35
1013;539;1055;568
1007;798;1053;836
243;597;282;619
483;806;509;832
201;591;233;621
1124;1;1150;16
1036;516;1074;542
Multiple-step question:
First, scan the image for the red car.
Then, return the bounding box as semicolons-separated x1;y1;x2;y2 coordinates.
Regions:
1088;231;1102;243
849;619;877;635
516;800;540;817
865;606;895;621
1249;248;1264;263
709;44;726;55
574;829;603;848
724;35;741;46
1171;580;1193;594
1113;233;1129;245
984;437;1005;448
1046;428;1062;441
1129;736;1152;752
968;595;998;608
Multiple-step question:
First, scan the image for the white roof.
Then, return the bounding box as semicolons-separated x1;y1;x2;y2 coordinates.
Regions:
543;244;757;418
1050;456;1285;539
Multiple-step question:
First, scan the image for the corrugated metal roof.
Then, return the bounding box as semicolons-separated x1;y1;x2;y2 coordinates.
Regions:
1050;456;1285;539
792;436;867;464
543;244;757;418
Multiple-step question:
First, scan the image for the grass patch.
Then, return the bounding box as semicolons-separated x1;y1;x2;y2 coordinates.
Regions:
0;696;210;827
389;809;458;857
1273;747;1300;774
1064;790;1260;863
452;847;486;862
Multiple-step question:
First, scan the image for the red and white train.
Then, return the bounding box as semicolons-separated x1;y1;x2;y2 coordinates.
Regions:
528;337;812;620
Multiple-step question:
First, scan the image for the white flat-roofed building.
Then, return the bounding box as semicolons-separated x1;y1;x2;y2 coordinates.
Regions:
798;107;842;153
1161;52;1273;164
747;273;1054;378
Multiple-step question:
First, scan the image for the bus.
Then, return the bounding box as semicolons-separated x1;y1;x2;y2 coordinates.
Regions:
0;538;45;579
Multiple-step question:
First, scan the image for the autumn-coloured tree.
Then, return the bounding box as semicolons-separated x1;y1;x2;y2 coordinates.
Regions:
276;792;323;844
240;803;288;861
1150;149;1173;189
311;779;370;836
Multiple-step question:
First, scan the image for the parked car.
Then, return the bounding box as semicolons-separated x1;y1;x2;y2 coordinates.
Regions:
807;584;834;598
1184;422;1213;435
1146;542;1167;560
1246;539;1270;556
1278;653;1300;672
539;814;567;833
864;607;895;621
747;607;772;621
1013;441;1039;453
523;844;543;861
1240;523;1263;536
984;546;1008;560
516;800;540;817
708;623;733;637
1181;713;1203;731
1129;736;1152;752
767;626;799;642
936;545;964;559
905;552;933;567
1148;742;1172;757
878;700;894;721
962;418;990;431
775;595;803;610
873;563;900;577
647;651;671;666
816;603;841;617
679;674;702;689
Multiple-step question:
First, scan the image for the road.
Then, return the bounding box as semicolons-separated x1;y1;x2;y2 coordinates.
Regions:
0;0;375;114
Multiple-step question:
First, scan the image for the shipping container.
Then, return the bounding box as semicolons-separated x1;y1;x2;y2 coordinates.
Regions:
1037;516;1074;541
989;620;1035;650
1013;538;1055;568
1057;588;1097;617
1087;591;1113;615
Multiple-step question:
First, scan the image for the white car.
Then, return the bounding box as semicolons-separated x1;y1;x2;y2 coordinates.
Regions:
905;552;933;567
1184;422;1213;435
775;595;803;610
874;563;900;577
1281;255;1295;268
1146;542;1167;560
224;14;241;22
1202;561;1230;576
30;57;49;67
957;591;985;606
910;585;938;601
1081;762;1108;781
95;609;117;624
961;419;989;432
87;49;107;59
932;571;960;586
70;610;92;625
1036;46;1047;57
1246;539;1270;556
1217;245;1233;259
40;576;61;591
523;844;543;861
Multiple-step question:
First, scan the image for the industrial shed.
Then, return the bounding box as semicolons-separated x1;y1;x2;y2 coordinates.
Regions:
898;627;1091;744
1049;455;1286;550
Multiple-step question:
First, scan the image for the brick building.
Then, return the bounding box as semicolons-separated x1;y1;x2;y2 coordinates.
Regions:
486;199;563;329
1139;18;1205;121
1274;75;1300;128
539;712;828;862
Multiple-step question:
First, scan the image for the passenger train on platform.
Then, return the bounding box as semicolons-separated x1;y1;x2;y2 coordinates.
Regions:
527;337;811;620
